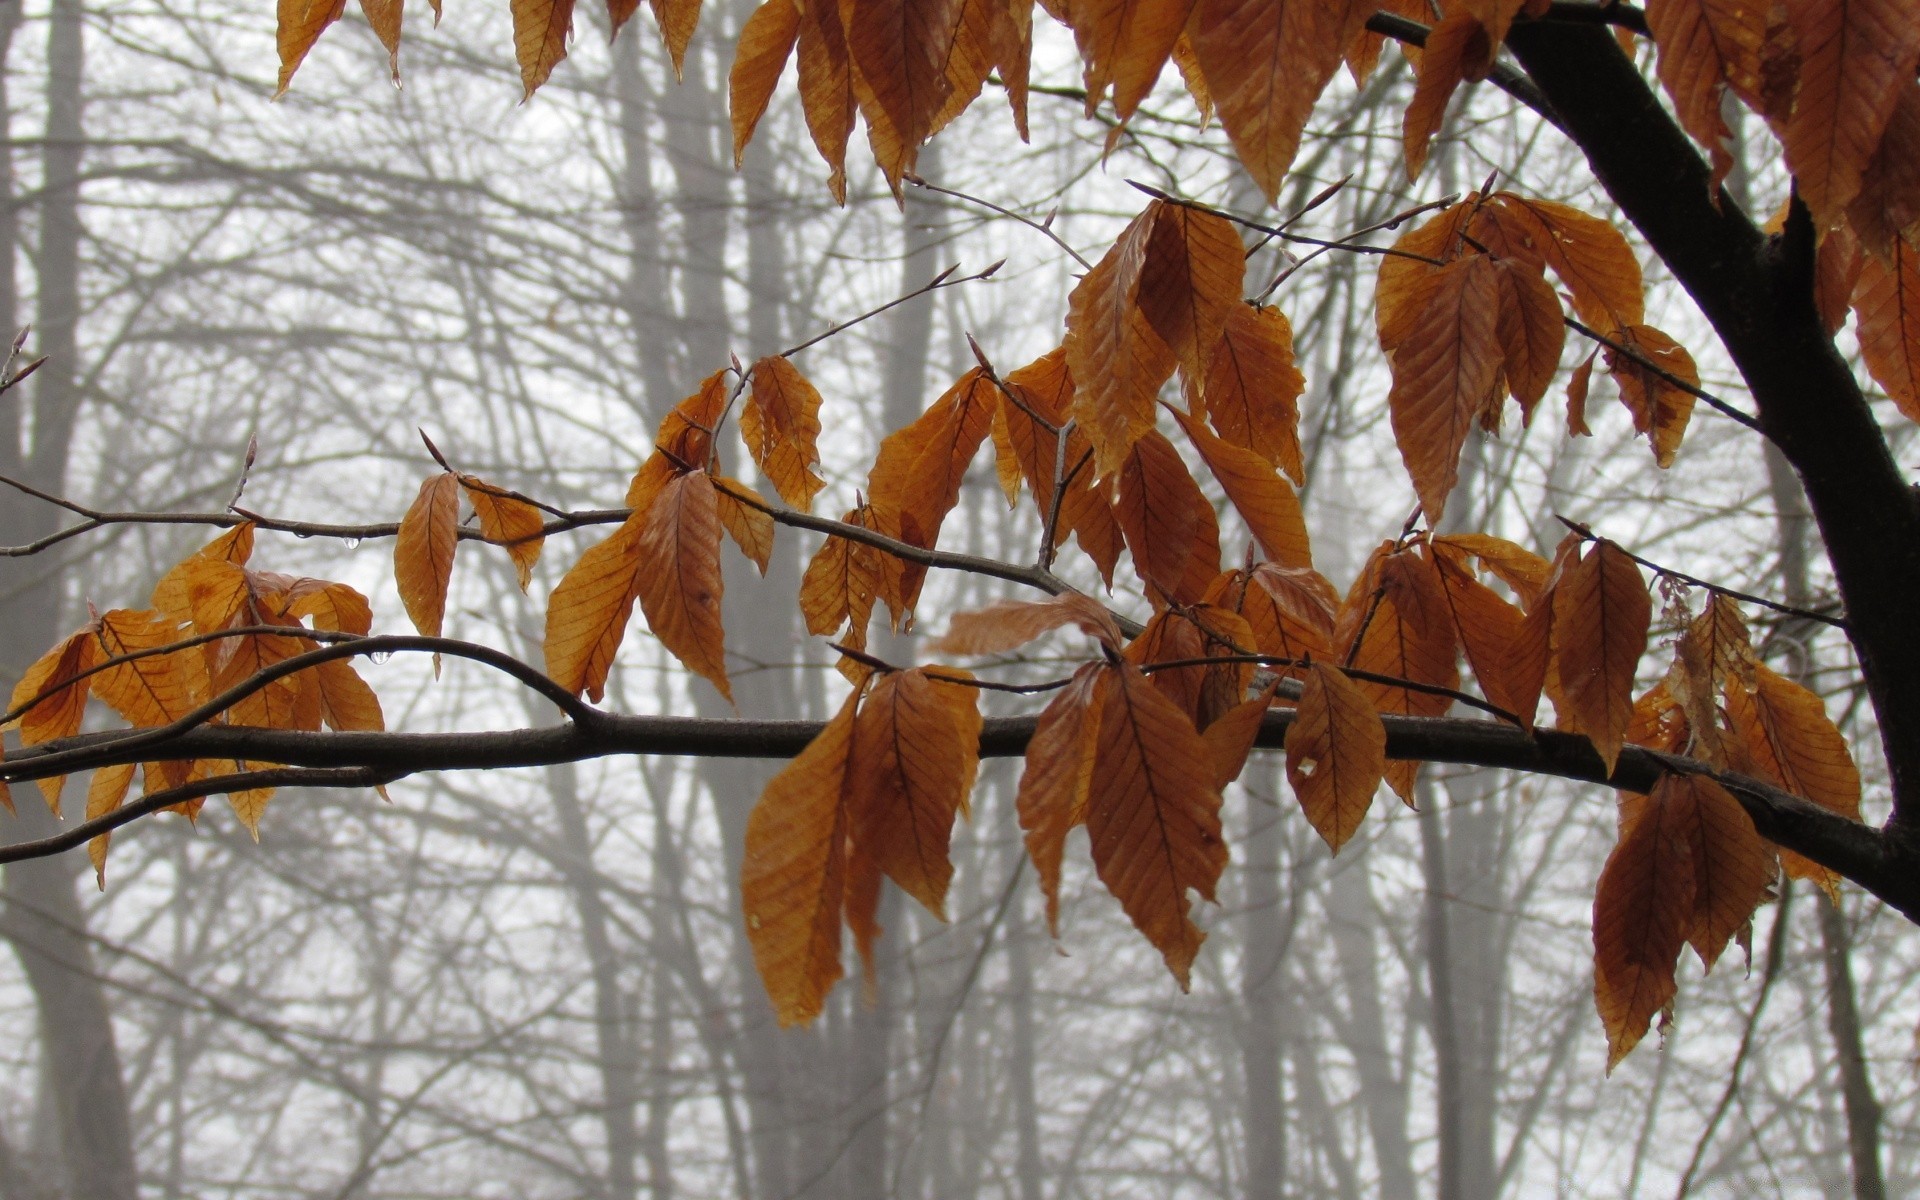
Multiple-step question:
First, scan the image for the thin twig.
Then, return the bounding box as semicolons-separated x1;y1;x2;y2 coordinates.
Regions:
777;262;1002;360
1557;516;1846;628
907;176;1093;270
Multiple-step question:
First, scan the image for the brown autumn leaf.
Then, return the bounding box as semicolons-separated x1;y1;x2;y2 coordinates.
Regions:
1340;545;1459;802
989;0;1035;137
544;514;645;702
636;471;732;703
651;0;703;76
1850;81;1920;257
1728;662;1861;896
931;592;1125;656
847;668;981;916
1201;304;1305;483
1171;31;1212;127
1067;208;1177;475
1552;539;1650;773
1019;663;1106;935
798;505;887;649
843;0;961;183
313;657;386;734
1779;0;1920;231
9;626;102;810
796;0;859;201
1493;258;1567;424
1113;427;1221;605
1646;0;1768;193
1170;407;1312;568
460;475;546;592
1381;252;1503;525
361;0;403;79
990;348;1124;581
713;476;776;575
84;762;138;888
1593;777;1698;1071
1604;323;1699;467
1484;193;1646;332
1135;202;1246;387
1402;11;1481;180
1190;0;1364;200
276;0;347;97
1430;532;1552;608
1851;238;1920;421
1431;543;1531;722
396;472;461;643
1286;661;1387;853
1666;772;1773;970
1085;661;1226;989
512;0;576;98
1201;681;1277;790
742;687;859;1026
930;0;997;134
90;609;198;734
742;355;827;509
731;0;802;165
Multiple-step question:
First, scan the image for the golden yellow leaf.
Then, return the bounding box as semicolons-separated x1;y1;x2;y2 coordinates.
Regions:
395;472;461;642
742;355;827;509
460;475;546;592
714;476;776;575
85;763;138;889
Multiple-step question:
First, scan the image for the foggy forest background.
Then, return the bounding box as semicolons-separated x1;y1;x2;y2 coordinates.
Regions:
0;0;1907;1195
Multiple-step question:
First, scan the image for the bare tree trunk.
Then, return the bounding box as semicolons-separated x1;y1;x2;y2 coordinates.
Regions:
1006;895;1044;1200
0;3;141;1193
1325;848;1416;1197
1239;795;1290;1200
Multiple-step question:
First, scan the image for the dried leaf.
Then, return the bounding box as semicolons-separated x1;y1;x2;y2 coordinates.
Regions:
276;0;347;96
742;355;827;508
1201;304;1305;483
1779;0;1920;230
513;0;576;97
461;475;546;592
1286;661;1386;853
1019;664;1106;934
1171;407;1311;568
1594;777;1697;1071
1552;539;1650;772
1067;208;1177;474
932;593;1124;655
742;688;859;1025
1605;323;1699;467
395;472;461;642
1851;238;1920;421
1113;428;1221;605
544;515;644;702
636;471;732;703
848;668;980;916
1381;253;1503;524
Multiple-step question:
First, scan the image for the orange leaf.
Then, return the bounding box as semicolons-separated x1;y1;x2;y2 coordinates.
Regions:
1201;681;1276;790
930;0;997;133
742;687;859;1025
85;763;137;888
1285;661;1386;853
1190;0;1363;199
1381;253;1503;524
847;668;980;916
1403;12;1481;180
798;507;886;644
314;658;386;733
512;0;575;97
931;593;1124;656
1493;258;1567;422
843;0;962;183
1604;323;1699;467
1340;545;1458;801
90;610;198;732
395;472;461;642
1113;428;1221;605
1018;663;1106;935
460;475;546;592
1779;0;1920;231
544;515;644;702
1551;539;1650;772
1430;533;1552;608
1485;193;1645;332
1431;544;1531;722
1728;663;1861;896
1851;238;1920;421
1849;81;1920;257
360;0;403;79
713;476;776;575
284;578;375;635
636;471;732;702
651;0;703;76
275;0;347;96
1085;662;1226;988
1171;407;1312;568
1135;201;1246;386
990;0;1035;137
742;355;827;509
1593;777;1697;1071
1667;773;1773;970
796;0;858;201
1646;0;1768;193
1067;208;1177;475
1201;304;1305;483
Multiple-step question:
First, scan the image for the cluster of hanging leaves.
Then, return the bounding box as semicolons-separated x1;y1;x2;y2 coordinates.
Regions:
92;0;1918;1064
5;524;385;883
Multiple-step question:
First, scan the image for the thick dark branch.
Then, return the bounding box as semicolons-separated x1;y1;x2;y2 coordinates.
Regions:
1503;20;1920;843
6;706;1904;918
